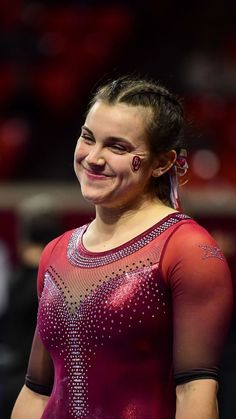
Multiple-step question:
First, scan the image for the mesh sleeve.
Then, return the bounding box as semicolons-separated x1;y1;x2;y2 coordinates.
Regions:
25;327;54;395
37;234;65;299
25;235;65;394
161;221;233;385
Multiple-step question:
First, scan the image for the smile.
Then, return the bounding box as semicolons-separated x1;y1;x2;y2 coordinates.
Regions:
83;166;111;180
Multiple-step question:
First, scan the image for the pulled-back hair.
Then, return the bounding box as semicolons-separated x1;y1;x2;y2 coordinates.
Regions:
88;76;187;207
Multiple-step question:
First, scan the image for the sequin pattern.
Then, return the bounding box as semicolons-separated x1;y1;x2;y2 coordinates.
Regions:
38;261;170;418
198;244;225;260
33;212;231;419
67;213;190;268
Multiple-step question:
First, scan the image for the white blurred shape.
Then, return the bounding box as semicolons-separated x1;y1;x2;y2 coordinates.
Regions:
192;149;220;179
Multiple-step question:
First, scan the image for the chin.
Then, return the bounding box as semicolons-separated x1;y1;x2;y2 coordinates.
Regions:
82;192;107;206
81;185;114;205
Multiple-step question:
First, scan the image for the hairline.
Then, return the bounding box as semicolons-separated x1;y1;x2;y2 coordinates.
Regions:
87;98;157;146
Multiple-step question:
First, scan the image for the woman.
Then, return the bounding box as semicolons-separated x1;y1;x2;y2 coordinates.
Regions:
12;76;232;419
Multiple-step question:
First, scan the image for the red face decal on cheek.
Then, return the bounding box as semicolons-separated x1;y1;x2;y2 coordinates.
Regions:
132;155;142;172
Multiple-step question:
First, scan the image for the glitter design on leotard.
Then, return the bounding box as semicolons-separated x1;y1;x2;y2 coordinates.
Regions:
67;213;190;268
38;272;90;417
198;244;225;261
38;262;168;418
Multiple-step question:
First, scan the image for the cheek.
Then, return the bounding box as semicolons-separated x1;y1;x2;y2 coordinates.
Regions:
131;155;142;172
114;156;144;180
113;156;134;178
74;140;87;163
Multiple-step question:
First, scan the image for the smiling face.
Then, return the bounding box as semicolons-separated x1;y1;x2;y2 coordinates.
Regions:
74;101;158;209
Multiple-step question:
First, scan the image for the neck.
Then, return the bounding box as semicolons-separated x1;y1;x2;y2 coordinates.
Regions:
92;196;167;236
83;197;177;251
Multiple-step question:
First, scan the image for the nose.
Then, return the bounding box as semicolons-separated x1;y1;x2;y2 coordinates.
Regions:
85;145;105;167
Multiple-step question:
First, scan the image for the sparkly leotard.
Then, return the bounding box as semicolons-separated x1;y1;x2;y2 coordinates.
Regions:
26;213;232;419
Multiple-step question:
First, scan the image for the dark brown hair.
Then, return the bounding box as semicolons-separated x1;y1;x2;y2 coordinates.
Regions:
88;75;186;206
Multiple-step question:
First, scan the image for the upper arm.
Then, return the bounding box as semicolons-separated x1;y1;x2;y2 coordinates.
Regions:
25;326;54;395
11;234;67;417
161;221;233;382
12;329;53;418
25;237;62;394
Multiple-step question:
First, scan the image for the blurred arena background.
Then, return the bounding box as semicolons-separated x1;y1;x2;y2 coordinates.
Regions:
0;1;235;418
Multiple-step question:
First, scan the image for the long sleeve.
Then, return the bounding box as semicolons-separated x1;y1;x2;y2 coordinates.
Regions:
160;221;233;383
25;235;65;395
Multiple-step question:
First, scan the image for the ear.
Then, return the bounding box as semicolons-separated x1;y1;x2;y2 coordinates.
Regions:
152;150;177;178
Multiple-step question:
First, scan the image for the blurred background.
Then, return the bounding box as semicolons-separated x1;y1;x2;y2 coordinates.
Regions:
0;0;235;418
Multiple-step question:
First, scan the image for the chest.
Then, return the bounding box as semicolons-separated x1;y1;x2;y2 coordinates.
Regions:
38;261;172;360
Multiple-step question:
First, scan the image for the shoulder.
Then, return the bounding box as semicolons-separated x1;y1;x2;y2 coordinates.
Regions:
167;217;222;255
36;226;87;298
38;224;88;271
161;216;231;288
160;215;229;279
40;230;72;261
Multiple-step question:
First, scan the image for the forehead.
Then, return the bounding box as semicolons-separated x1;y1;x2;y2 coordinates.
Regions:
85;101;150;145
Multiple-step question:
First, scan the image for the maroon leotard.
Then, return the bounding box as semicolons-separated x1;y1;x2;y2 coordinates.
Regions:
26;213;233;419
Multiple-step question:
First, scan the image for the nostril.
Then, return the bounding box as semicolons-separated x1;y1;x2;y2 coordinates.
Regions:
86;155;105;167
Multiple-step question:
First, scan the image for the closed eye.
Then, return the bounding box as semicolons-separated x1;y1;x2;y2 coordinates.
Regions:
81;133;95;143
109;144;128;153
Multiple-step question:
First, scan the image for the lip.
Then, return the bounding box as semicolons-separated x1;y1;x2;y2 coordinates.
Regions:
83;167;111;180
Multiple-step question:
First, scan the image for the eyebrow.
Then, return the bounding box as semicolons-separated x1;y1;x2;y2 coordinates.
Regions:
81;125;134;146
81;125;95;139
